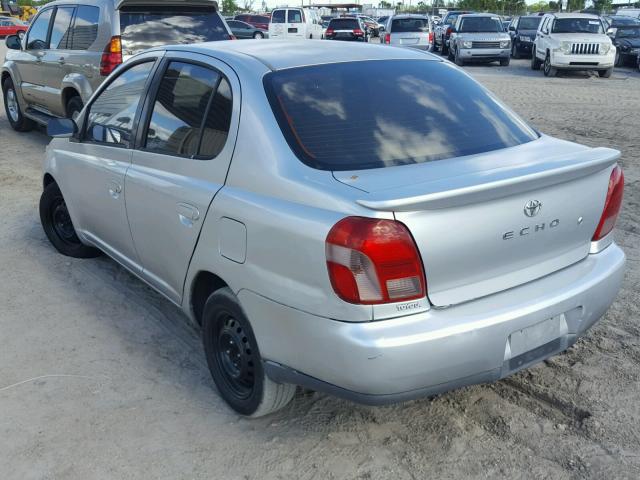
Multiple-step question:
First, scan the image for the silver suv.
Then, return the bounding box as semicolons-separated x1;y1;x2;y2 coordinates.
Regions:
40;41;625;416
449;13;511;66
1;0;231;132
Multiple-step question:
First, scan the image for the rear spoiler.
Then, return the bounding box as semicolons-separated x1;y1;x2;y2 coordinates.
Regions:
357;147;620;212
116;0;218;10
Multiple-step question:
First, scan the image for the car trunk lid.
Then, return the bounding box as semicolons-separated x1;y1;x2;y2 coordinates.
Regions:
333;136;618;306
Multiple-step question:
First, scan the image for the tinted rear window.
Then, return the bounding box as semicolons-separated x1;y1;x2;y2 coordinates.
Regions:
119;7;228;54
264;60;538;171
391;17;428;32
329;18;359;29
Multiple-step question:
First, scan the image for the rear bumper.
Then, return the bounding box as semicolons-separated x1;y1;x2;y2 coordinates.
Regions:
240;244;625;404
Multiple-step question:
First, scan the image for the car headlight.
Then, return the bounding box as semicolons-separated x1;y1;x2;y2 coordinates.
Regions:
500;40;510;49
560;41;572;54
462;40;472;49
601;42;611;54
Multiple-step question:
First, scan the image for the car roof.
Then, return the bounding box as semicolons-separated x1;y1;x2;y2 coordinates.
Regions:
548;13;600;19
391;14;428;19
459;13;500;18
163;40;441;72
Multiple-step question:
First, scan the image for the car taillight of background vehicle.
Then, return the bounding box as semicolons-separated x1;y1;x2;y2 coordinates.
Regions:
446;27;452;35
353;28;364;37
326;28;334;36
326;217;426;304
100;36;122;76
384;33;390;44
429;31;434;43
592;165;624;242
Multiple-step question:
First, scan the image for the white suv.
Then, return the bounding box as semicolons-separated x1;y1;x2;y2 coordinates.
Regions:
531;13;615;78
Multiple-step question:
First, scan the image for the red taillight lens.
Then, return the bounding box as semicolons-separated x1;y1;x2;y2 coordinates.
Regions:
429;31;434;43
100;36;122;76
446;27;452;35
384;33;390;44
326;28;334;35
353;28;364;36
326;217;426;305
592;165;624;242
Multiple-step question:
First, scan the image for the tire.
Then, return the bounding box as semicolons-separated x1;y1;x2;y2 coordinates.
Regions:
2;77;34;132
614;51;621;67
511;42;520;59
500;57;510;66
441;36;449;55
66;96;83;121
531;47;542;70
39;182;101;258
598;67;613;78
454;48;464;66
202;287;296;417
253;32;264;39
543;52;556;77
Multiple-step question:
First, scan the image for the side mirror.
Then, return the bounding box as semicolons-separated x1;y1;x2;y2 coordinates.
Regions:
508;25;515;31
48;118;78;138
606;28;616;37
5;35;21;50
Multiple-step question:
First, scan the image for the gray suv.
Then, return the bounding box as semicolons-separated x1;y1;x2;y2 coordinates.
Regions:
1;0;231;132
449;13;511;66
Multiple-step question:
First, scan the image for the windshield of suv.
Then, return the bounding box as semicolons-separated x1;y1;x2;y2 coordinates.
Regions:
119;7;228;54
459;16;503;33
264;60;538;171
617;26;640;37
552;18;603;34
391;17;429;33
518;17;541;30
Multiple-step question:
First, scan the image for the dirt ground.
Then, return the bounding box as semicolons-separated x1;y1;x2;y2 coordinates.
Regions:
1;42;639;480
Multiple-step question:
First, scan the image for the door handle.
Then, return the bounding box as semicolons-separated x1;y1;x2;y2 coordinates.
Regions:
177;203;200;226
108;181;122;199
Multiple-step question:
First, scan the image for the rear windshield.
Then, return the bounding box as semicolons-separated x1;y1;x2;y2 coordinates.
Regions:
119;7;228;54
264;60;538;171
518;17;541;30
329;18;359;29
552;18;603;34
459;16;503;33
391;17;429;33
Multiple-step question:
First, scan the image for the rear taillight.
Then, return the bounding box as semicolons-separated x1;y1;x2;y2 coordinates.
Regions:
353;28;364;36
326;28;334;35
592;165;624;242
326;217;426;305
446;27;452;36
384;33;390;44
100;36;122;76
429;31;434;43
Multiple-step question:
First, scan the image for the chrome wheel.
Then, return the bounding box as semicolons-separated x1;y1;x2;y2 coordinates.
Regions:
6;88;19;123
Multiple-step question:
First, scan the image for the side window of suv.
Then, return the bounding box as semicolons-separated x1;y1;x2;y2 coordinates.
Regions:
70;6;100;50
50;6;75;50
26;8;53;50
85;61;155;147
144;61;232;159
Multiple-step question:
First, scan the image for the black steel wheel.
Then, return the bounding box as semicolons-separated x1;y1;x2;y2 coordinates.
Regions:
202;288;296;417
39;182;101;258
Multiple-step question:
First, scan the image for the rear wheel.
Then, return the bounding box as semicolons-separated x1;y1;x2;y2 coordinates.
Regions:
2;77;34;132
39;182;101;258
531;47;542;70
202;288;296;417
253;31;264;39
543;52;556;77
598;67;613;78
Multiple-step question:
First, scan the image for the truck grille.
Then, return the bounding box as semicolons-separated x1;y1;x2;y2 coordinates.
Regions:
472;41;501;48
571;43;600;55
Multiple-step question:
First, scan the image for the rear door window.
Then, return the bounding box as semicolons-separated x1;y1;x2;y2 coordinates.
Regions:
264;59;538;171
144;62;220;157
119;7;228;55
70;5;100;50
271;10;285;23
85;61;155;147
26;8;53;50
50;6;75;50
288;10;303;24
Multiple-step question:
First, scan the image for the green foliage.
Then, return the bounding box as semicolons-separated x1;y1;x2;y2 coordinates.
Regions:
222;0;238;15
455;0;528;15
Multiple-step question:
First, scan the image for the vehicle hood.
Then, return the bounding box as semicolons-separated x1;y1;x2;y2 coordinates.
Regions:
456;32;510;41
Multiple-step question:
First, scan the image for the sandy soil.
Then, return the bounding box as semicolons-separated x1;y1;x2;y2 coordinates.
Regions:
1;42;639;479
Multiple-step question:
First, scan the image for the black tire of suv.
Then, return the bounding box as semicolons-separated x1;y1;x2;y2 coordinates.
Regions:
511;42;520;59
202;287;296;417
441;36;449;55
39;182;101;258
531;47;542;70
500;57;510;67
66;96;84;121
2;77;35;132
543;53;557;77
598;68;613;78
